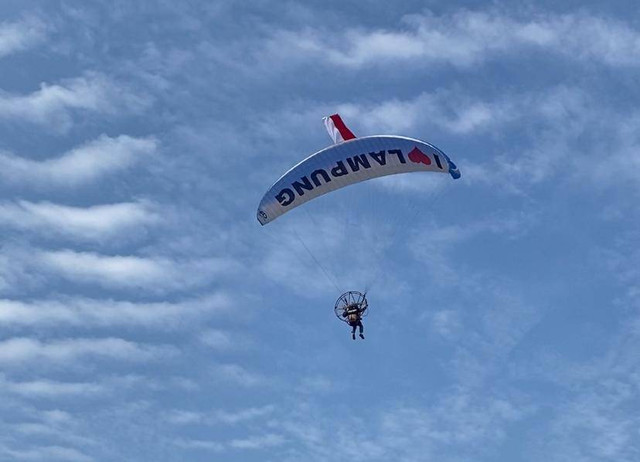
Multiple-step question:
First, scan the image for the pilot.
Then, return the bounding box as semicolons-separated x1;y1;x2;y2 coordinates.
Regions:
342;303;365;340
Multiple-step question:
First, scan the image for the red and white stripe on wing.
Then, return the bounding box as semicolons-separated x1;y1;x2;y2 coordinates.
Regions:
322;114;356;144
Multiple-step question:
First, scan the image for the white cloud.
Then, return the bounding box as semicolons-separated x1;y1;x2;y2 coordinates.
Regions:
37;249;238;292
265;11;640;69
211;363;266;387
173;433;284;453
12;419;97;448
0;135;157;187
0;247;43;296
0;375;103;398
165;405;275;425
217;405;276;424
0;17;47;58
429;309;462;339
0;337;175;365
0;293;231;328
569;113;640;191
408;211;537;286
173;438;224;451
379;394;526;448
273;388;531;461
342;85;584;137
547;382;637;461
199;328;252;351
229;433;285;450
0;72;151;131
0;445;92;462
41;409;73;424
39;251;170;286
0;243;241;297
296;375;336;394
199;329;233;349
165;410;202;425
513;320;640;461
0;200;160;241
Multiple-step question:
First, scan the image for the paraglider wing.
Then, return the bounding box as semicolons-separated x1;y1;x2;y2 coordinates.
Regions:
257;135;460;225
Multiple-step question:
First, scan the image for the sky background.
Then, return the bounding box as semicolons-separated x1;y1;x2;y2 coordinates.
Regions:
0;0;639;461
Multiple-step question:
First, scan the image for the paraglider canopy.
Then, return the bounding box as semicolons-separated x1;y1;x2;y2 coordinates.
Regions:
256;115;460;226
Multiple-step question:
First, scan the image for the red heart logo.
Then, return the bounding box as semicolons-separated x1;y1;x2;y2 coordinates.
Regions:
408;147;431;165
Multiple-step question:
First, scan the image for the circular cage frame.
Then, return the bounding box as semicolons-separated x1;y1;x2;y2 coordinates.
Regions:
334;291;369;323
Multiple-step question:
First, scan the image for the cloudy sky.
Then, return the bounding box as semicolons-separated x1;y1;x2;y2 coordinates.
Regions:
1;0;639;461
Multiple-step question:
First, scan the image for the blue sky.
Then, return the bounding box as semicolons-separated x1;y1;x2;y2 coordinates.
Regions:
0;1;639;461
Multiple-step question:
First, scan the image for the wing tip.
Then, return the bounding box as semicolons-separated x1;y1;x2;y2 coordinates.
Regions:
257;209;269;225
